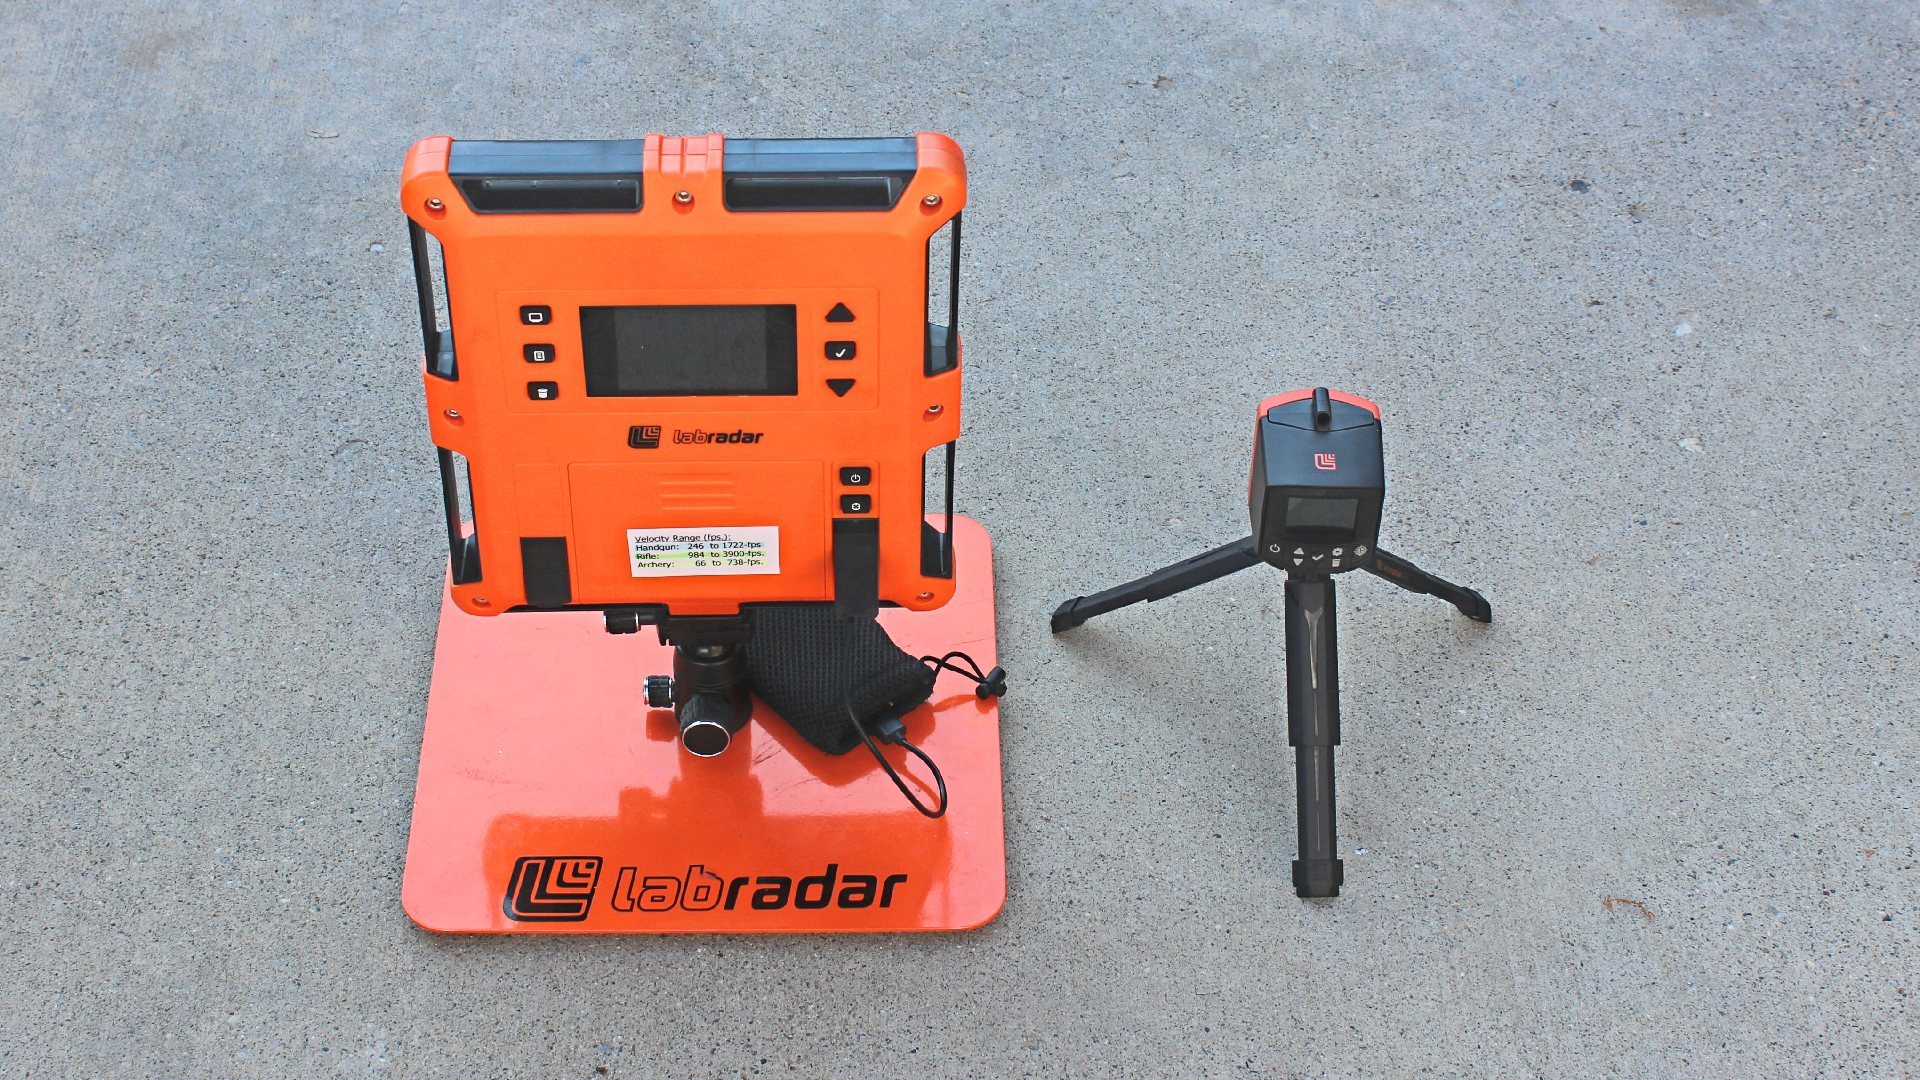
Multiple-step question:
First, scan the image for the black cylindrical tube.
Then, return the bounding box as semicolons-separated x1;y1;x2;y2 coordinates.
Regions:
673;644;753;757
1285;575;1344;898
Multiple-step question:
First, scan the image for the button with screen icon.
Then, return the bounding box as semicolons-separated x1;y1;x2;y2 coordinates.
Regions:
520;305;552;325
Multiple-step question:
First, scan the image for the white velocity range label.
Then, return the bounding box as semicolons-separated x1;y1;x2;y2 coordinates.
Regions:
627;527;780;577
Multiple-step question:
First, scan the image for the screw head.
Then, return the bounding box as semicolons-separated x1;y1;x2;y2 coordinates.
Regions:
674;190;693;204
922;193;942;207
443;409;461;420
425;197;444;210
925;404;944;415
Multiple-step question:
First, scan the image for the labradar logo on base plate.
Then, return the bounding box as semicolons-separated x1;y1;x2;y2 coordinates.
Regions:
503;856;602;922
503;859;911;921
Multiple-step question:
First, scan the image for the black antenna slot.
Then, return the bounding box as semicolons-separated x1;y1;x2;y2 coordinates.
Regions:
436;447;483;584
924;212;961;376
409;220;457;380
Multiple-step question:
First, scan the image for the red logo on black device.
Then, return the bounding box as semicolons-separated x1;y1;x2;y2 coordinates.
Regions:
1314;453;1337;470
503;856;602;921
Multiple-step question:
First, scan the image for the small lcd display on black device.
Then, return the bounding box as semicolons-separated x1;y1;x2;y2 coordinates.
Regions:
581;305;798;396
1286;497;1359;537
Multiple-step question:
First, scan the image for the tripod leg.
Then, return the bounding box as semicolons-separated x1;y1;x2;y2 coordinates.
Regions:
1364;548;1493;623
1051;536;1261;633
1285;575;1343;898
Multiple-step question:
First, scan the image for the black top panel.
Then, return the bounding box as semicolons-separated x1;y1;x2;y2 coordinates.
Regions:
1264;398;1379;432
449;140;647;213
723;137;918;212
448;139;650;177
723;137;918;175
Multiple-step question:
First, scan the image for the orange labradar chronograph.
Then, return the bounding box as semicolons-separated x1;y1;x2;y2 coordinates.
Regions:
401;133;969;620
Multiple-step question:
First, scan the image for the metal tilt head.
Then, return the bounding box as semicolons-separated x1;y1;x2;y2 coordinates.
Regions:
1051;388;1492;898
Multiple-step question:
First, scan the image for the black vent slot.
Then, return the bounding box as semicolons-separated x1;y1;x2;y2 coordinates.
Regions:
723;137;917;212
448;139;646;215
724;175;901;212
458;177;640;213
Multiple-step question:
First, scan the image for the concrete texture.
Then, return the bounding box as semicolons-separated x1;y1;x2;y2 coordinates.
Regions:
3;0;1918;1075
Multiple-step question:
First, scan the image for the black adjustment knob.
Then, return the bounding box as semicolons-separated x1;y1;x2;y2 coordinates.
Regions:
644;675;675;708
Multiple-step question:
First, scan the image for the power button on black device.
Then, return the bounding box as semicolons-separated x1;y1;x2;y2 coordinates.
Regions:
839;467;872;486
520;305;552;325
838;494;872;514
527;381;559;400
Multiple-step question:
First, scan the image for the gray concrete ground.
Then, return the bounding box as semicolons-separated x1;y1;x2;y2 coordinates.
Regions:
2;0;1917;1075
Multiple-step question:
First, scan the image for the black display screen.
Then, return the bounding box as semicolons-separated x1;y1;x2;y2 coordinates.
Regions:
581;305;798;396
1285;497;1359;537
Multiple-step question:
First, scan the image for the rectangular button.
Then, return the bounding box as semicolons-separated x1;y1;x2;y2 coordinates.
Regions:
825;341;856;360
838;494;872;514
524;343;555;363
838;466;872;486
527;381;559;400
520;305;552;325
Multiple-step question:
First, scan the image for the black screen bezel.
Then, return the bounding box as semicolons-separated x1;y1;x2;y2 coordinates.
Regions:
580;304;799;397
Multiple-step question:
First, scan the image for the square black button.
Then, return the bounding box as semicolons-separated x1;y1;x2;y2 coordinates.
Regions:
520;305;552;326
825;341;856;361
838;494;872;514
838;466;872;486
524;343;555;364
527;381;559;401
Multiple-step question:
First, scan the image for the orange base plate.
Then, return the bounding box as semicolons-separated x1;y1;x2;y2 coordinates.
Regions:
401;516;1004;933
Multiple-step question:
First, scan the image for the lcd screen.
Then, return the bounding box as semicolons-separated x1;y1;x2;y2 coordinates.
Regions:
581;305;798;396
1285;496;1359;536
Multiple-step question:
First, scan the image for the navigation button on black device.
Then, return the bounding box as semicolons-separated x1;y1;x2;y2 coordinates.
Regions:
838;494;872;514
839;467;871;486
524;343;555;363
527;381;559;400
520;305;552;325
825;341;856;360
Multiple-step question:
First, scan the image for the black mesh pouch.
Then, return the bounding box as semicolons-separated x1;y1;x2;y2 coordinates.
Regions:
746;604;936;756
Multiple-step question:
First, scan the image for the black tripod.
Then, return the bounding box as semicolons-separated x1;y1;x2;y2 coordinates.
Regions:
1052;538;1490;898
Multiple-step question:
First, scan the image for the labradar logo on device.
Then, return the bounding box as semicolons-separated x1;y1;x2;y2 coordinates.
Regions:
628;425;662;449
674;428;765;445
503;858;910;920
1314;453;1337;470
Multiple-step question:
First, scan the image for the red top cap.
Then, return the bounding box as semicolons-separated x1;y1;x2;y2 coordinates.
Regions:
1257;388;1381;419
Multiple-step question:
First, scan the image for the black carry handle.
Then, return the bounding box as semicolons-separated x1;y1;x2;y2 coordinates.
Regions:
1051;536;1261;633
1364;548;1492;623
408;220;457;380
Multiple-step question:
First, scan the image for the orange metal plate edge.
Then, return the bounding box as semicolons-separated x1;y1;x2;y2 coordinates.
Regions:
401;516;1005;934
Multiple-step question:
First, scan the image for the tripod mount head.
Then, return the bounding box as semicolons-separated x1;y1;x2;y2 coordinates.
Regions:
1251;387;1385;576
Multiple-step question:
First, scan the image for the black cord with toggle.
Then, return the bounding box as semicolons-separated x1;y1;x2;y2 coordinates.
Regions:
918;651;1007;699
841;620;948;818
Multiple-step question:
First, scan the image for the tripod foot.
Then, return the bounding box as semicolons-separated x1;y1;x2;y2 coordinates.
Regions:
1292;858;1344;898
